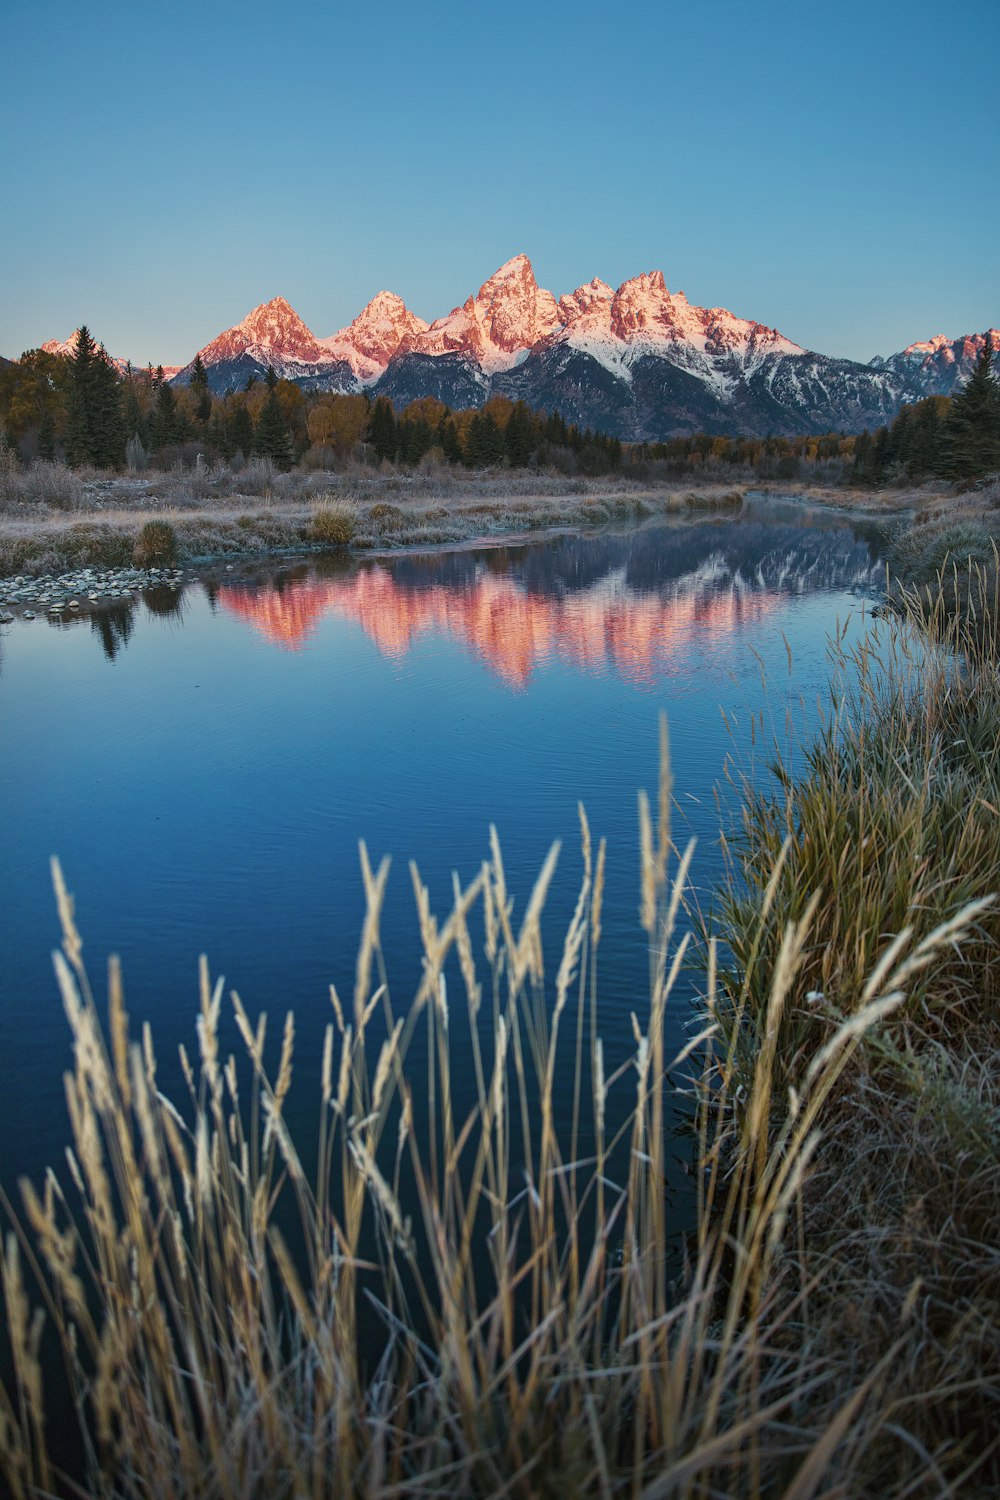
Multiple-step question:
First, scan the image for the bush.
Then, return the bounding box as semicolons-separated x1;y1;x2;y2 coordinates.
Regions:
133;519;178;568
310;502;357;547
238;455;279;496
368;502;405;530
0;460;85;511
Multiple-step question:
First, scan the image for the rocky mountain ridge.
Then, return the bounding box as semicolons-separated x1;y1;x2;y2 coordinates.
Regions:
38;257;998;439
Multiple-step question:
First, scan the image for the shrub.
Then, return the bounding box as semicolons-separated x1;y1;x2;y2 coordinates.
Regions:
238;455;278;496
310;502;357;547
369;502;404;523
125;434;149;472
133;519;178;568
0;460;85;511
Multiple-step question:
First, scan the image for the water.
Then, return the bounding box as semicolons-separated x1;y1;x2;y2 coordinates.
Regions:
0;496;885;1193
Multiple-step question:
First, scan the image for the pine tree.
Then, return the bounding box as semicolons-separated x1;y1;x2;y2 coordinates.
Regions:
65;329;125;468
853;429;873;481
151;378;180;452
939;334;1000;479
123;378;147;449
255;386;293;469
91;349;125;468
504;401;533;467
37;406;56;461
190;353;213;424
66;326;98;467
370;398;397;463
228;402;255;460
439;417;462;466
464;410;504;468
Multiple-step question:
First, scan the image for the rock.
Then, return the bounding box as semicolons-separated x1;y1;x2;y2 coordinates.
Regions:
22;611;35;620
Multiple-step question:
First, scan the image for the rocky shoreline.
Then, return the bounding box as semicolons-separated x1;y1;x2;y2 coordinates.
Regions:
0;565;190;622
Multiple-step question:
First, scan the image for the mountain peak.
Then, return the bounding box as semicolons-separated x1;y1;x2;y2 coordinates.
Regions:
237;297;313;341
481;253;535;285
468;254;560;358
320;291;429;377
186;296;328;385
41;330;133;374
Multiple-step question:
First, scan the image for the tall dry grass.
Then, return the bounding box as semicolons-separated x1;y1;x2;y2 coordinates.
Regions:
715;560;1000;1492
1;714;994;1497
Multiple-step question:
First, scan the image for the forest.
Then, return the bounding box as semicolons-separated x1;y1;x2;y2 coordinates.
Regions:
1;328;998;486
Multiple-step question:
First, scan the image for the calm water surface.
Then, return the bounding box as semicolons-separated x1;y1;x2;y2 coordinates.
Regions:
0;497;884;1191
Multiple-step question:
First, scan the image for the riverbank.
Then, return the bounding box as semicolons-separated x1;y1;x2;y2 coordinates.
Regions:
715;552;1000;1492
0;461;935;584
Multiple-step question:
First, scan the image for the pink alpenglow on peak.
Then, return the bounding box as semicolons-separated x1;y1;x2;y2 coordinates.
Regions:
412;255;563;373
607;271;802;360
318;292;429;384
194;296;331;370
41;330;133;375
25;256;996;439
902;330;1000;363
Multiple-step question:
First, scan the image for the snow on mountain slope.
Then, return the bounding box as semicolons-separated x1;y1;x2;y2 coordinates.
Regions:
874;329;1000;396
317;291;428;385
410;254;563;373
185;297;330;376
30;260;997;439
39;331;167;377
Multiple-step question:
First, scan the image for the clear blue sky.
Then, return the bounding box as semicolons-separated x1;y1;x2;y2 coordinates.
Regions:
1;0;996;367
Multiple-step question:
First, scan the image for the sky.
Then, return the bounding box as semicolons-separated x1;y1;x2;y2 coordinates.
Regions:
1;0;997;368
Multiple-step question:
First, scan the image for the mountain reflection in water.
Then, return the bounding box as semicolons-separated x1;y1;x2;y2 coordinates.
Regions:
217;519;882;688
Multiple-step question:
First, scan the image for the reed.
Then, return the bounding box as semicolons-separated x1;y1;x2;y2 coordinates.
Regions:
1;698;995;1498
714;559;1000;1492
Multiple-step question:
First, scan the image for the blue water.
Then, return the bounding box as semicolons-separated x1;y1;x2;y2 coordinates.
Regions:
0;498;884;1192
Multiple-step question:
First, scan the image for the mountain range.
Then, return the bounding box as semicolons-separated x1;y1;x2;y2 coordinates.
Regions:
39;255;997;441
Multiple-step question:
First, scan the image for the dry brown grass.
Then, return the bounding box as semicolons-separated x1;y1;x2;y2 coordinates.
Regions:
715;565;1000;1493
1;717;996;1497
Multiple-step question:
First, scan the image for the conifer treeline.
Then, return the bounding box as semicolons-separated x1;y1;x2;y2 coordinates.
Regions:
853;337;1000;484
0;340;624;475
1;331;997;483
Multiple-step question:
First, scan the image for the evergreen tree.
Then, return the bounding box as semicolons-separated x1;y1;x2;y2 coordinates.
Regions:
123;378;147;450
545;411;567;446
91;349;125;467
939;334;1000;479
370;397;397;462
65;328;124;468
37;407;56;461
504;401;533;467
464;410;504;468
150;378;180;452
255;386;293;469
66;326;98;466
439;417;462;465
190;353;213;424
228;402;255;459
208;410;233;459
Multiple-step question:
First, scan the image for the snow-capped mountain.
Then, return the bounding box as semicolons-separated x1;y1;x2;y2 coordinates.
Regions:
40;330;180;379
317;292;429;386
37;260;999;438
173;297;334;393
870;331;996;395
